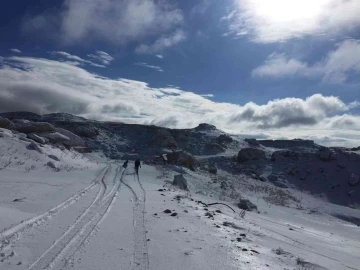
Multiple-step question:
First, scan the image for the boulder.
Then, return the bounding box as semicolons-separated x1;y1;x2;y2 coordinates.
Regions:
27;142;44;154
237;148;266;163
71;126;99;138
172;174;188;190
0;128;14;138
27;133;47;144
55;128;85;147
15;121;55;134
0;117;15;129
238;199;258;212
208;163;217;174
349;173;360;187
273;181;288;188
267;174;278;182
47;161;58;170
167;151;196;171
37;132;70;144
48;155;60;161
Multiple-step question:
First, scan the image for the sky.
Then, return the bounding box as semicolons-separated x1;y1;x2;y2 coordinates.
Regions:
0;0;360;147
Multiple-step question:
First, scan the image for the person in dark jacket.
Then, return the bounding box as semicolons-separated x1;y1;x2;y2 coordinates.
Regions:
122;160;128;168
134;159;141;175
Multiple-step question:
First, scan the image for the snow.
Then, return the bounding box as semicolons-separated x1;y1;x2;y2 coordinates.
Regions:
1;124;360;270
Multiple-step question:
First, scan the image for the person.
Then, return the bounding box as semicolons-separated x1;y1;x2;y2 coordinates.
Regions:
134;158;141;175
122;160;128;168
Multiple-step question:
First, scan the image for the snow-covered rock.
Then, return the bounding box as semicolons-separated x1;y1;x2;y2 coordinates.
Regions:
55;128;85;147
172;174;188;190
37;132;70;144
27;133;47;144
15;121;55;134
27;142;44;154
217;134;233;144
237;148;266;162
0;128;14;138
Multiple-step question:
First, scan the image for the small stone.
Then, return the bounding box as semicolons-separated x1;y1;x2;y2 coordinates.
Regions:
242;248;248;252
17;262;22;265
170;213;178;217
236;238;242;242
164;209;172;214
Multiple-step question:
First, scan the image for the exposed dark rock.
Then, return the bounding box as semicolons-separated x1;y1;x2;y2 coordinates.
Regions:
0;117;15;129
218;134;233;144
195;123;216;131
172;174;188;190
238;199;258;212
167;151;196;171
245;138;259;146
15;121;55;134
163;209;172;214
237;148;266;163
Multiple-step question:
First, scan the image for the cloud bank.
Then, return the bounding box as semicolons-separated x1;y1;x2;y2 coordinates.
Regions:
222;0;360;43
253;40;360;83
23;0;184;49
0;55;359;147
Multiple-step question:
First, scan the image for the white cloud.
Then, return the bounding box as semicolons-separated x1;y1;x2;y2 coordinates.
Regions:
0;55;359;147
87;51;114;65
253;40;360;83
156;55;164;59
10;49;22;54
50;51;106;68
135;30;186;54
223;0;360;43
23;0;184;46
134;62;163;72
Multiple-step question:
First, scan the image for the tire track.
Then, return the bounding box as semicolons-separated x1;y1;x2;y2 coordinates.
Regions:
0;165;110;251
27;166;125;270
121;173;149;270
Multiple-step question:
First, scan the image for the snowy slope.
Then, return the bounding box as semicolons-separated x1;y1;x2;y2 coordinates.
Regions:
0;112;360;270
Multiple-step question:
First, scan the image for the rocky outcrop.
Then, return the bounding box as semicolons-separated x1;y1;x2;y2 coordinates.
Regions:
37;132;70;144
0;117;15;129
318;148;335;161
237;148;266;162
203;142;225;155
149;129;178;149
218;134;233;144
194;123;216;131
238;199;258;212
0;111;41;122
167;150;196;171
173;174;188;190
27;142;44;154
55;128;85;147
208;163;217;174
27;133;47;144
15;121;55;134
245;138;260;146
258;139;316;149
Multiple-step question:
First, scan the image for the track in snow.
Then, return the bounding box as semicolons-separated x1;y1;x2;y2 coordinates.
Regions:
27;166;125;270
0;165;111;253
121;172;149;270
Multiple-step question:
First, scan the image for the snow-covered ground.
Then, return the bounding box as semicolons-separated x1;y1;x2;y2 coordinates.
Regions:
0;120;360;270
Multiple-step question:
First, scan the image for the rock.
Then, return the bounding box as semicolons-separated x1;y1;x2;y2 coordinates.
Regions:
149;129;178;149
218;134;233;144
27;133;46;144
349;173;360;187
237;148;266;163
164;209;172;214
273;181;288;188
27;142;44;154
71;125;99;138
259;176;267;182
0;117;15;129
245;138;259;146
195;123;217;131
0;111;41;121
48;155;60;161
0;128;14;138
172;174;188;190
15;121;55;134
208;163;217;174
55;128;85;147
267;174;278;182
203;142;225;155
238;199;258;212
47;161;57;170
37;132;70;143
170;213;178;217
167;151;196;171
319;148;333;161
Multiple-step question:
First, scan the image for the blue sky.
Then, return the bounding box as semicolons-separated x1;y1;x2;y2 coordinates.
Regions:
0;0;360;146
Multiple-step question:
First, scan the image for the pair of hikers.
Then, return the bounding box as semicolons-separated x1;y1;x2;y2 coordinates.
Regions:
122;159;141;175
